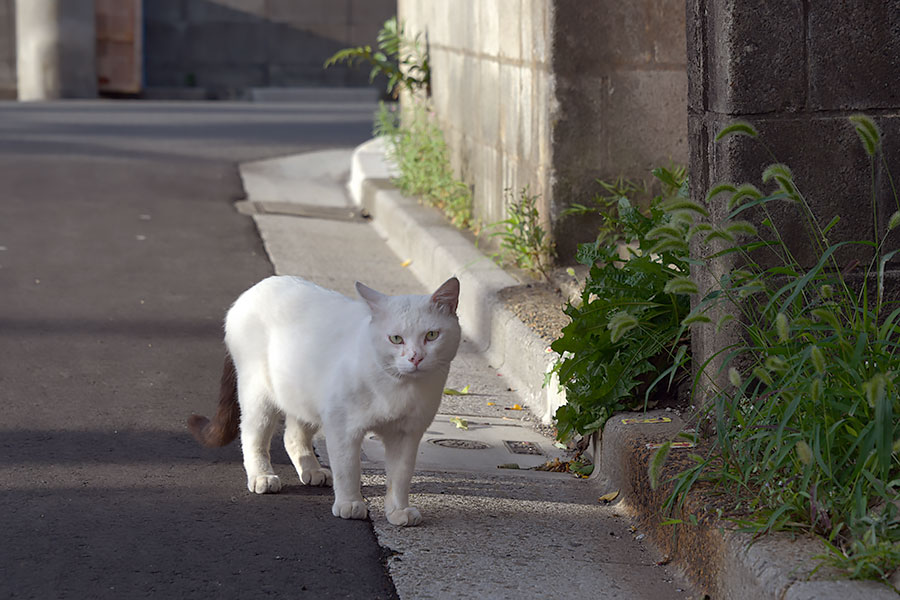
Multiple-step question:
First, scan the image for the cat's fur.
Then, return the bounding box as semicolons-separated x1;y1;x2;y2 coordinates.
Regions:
188;275;461;526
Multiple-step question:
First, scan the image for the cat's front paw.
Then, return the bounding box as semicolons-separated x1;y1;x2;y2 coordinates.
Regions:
247;474;282;494
386;506;422;527
299;467;332;487
332;499;368;520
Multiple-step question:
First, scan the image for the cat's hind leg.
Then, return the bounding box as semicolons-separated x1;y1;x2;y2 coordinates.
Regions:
238;376;282;494
284;417;332;486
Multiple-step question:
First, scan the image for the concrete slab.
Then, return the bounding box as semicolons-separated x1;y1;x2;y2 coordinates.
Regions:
361;414;567;473
240;149;354;208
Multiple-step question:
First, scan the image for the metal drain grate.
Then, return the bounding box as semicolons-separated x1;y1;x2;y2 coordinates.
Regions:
428;438;491;450
503;440;543;455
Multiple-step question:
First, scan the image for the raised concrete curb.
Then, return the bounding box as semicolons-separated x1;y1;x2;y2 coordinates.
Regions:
348;137;898;599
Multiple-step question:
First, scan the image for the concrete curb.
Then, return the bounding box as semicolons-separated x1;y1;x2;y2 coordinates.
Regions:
347;137;898;599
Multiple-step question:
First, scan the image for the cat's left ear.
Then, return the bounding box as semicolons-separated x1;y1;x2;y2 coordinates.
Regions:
356;281;387;312
431;277;460;315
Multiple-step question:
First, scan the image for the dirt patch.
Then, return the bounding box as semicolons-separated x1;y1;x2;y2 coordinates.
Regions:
497;282;570;345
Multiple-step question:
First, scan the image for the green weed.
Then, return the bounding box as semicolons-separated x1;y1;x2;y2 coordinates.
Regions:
324;17;430;97
489;187;555;280
658;115;900;583
375;100;473;228
550;167;694;441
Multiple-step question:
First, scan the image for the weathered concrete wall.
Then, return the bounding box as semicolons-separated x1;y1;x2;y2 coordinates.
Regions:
552;0;688;255
401;1;556;231
688;2;900;401
15;0;97;100
145;0;396;95
400;0;688;259
0;0;13;98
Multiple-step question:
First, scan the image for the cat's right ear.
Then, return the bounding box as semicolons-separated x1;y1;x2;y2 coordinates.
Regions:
356;281;387;312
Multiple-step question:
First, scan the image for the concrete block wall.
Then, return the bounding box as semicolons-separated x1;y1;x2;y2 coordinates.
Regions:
400;0;556;232
145;0;396;94
552;0;688;256
399;0;688;259
687;2;900;402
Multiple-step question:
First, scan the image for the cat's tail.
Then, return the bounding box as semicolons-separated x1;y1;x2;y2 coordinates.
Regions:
187;352;240;448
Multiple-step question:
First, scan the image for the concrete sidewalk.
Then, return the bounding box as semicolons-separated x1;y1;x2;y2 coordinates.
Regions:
342;138;898;600
239;148;694;599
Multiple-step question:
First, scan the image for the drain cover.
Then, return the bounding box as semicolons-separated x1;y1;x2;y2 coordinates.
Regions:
428;438;491;450
503;440;543;455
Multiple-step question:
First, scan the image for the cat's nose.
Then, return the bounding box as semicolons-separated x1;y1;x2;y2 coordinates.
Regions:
408;353;424;367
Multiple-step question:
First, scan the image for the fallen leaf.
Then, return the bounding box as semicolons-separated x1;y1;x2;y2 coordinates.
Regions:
598;490;619;503
443;385;470;396
505;404;523;411
486;402;495;406
400;259;412;267
449;416;468;430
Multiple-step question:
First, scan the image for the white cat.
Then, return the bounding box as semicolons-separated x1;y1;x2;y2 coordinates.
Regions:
188;275;461;526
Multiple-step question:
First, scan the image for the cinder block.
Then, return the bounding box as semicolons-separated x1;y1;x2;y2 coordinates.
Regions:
143;0;184;22
187;0;265;22
553;0;652;77
498;63;521;156
685;0;705;112
266;0;350;26
193;63;267;89
808;4;900;110
705;0;805;115
350;0;394;27
266;23;343;67
870;116;900;254
534;68;553;168
528;0;550;65
497;0;521;60
478;59;501;145
143;22;187;65
701;113;876;268
518;67;535;164
186;22;267;64
605;69;689;176
649;0;686;65
476;144;503;225
455;53;479;134
476;0;500;57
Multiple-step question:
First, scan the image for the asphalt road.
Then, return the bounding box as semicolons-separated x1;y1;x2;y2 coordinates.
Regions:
0;95;398;599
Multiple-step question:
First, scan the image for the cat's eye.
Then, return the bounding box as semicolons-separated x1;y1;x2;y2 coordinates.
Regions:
388;335;404;345
425;330;439;342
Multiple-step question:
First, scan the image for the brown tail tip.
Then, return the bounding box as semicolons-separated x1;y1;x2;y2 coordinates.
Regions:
188;414;212;445
187;414;222;448
189;352;241;448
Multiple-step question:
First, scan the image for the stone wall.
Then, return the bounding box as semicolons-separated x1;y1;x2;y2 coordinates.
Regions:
145;0;396;95
399;0;688;259
687;2;900;401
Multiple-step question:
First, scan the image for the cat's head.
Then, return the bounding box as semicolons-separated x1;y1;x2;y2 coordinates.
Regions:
356;277;461;378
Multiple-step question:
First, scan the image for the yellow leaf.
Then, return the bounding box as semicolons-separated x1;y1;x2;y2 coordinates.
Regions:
507;404;523;411
486;402;495;406
598;490;619;503
449;417;468;430
443;385;470;396
400;259;412;267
